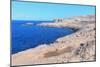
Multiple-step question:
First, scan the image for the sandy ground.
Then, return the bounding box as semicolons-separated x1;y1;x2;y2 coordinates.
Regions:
11;15;96;66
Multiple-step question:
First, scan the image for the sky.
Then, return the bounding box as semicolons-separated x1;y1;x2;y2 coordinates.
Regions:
12;1;95;20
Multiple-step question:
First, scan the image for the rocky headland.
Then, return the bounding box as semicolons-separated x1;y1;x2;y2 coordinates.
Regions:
11;15;96;66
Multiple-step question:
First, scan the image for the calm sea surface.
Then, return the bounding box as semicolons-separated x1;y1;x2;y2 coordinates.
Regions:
12;20;74;54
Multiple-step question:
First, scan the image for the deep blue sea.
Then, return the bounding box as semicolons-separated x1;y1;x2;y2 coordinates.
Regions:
11;20;75;54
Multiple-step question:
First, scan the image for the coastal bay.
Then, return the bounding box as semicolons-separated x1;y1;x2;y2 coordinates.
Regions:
12;21;75;54
11;15;96;66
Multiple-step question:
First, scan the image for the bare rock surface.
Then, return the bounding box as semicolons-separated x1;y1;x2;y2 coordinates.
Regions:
11;15;96;66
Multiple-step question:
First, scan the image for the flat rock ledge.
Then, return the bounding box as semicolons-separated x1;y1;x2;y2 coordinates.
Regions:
11;15;96;66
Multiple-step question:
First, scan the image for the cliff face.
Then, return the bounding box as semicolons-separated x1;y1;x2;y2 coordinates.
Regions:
11;15;96;66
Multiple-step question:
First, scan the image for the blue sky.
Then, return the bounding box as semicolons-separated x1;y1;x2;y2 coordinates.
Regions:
12;1;95;20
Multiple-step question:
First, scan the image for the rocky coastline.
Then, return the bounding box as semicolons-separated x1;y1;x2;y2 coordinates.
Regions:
11;15;96;66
